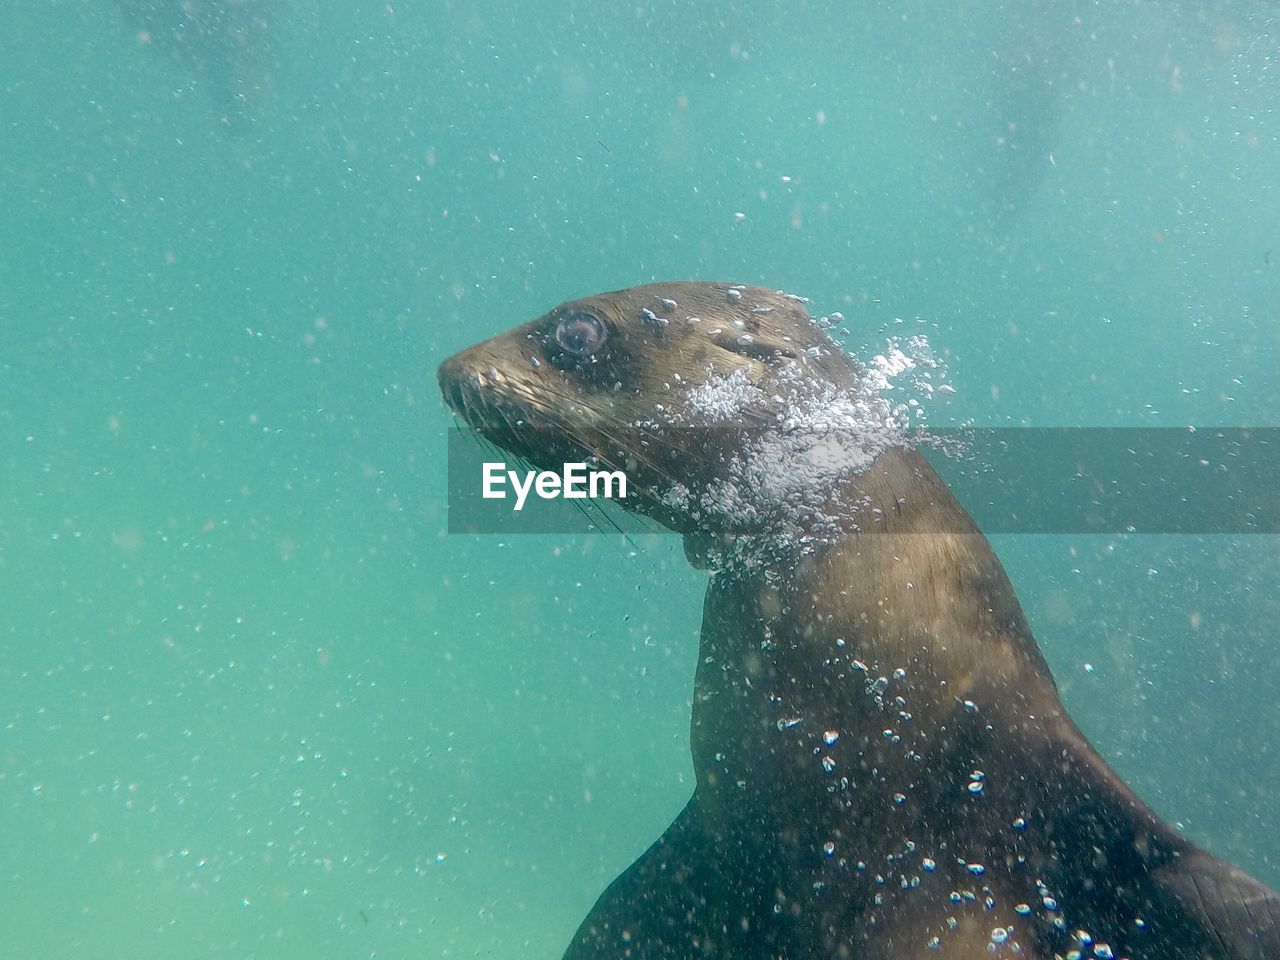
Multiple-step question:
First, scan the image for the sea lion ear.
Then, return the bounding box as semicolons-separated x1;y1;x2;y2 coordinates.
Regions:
710;328;799;362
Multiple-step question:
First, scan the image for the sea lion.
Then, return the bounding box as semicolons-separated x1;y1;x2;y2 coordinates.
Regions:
437;282;1279;959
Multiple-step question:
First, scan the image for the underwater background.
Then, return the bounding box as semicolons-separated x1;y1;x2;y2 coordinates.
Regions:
2;1;1278;956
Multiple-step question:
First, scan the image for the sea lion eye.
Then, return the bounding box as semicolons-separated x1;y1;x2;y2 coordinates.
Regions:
553;311;607;357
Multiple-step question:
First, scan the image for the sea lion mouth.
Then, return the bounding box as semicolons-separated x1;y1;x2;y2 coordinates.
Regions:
438;355;580;471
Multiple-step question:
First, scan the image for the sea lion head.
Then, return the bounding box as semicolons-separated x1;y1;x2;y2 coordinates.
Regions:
438;282;932;562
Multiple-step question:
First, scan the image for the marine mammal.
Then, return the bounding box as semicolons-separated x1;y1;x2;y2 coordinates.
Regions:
437;282;1279;959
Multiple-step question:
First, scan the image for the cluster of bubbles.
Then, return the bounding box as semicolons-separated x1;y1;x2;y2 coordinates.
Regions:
659;298;951;569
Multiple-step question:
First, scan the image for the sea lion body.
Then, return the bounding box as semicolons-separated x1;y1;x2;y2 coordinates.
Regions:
438;282;1279;959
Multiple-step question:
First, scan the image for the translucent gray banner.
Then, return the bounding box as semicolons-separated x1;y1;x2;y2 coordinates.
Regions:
445;427;1280;535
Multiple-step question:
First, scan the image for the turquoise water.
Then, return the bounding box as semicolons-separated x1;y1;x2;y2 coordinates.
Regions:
2;1;1278;956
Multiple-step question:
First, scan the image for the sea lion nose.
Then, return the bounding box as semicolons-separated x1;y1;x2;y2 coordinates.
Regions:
437;353;472;414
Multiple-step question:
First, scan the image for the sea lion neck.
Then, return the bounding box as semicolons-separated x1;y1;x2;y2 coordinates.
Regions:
696;444;1051;694
680;443;981;571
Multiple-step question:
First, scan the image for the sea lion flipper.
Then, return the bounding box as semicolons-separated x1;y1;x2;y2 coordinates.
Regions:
1152;849;1280;959
1041;719;1280;957
562;801;714;959
562;799;785;959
